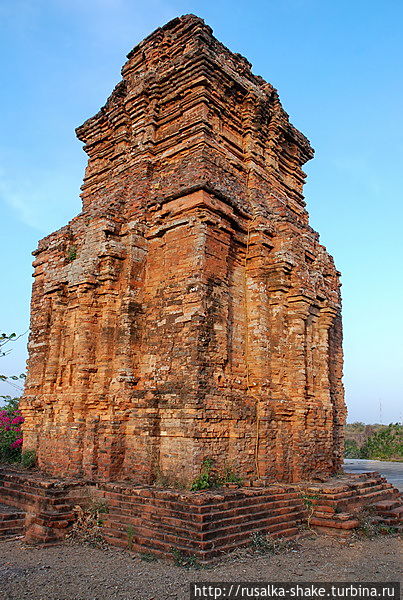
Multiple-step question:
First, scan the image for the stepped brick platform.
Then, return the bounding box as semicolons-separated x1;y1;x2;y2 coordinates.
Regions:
0;503;25;540
299;472;403;537
369;499;403;534
0;467;87;544
97;482;306;561
0;466;401;559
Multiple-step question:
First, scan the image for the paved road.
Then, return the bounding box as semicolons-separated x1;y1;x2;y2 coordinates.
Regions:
344;458;403;492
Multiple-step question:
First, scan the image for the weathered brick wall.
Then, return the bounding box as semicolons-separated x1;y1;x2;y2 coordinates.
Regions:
0;467;86;543
96;483;306;561
21;14;346;485
299;472;403;536
1;467;401;552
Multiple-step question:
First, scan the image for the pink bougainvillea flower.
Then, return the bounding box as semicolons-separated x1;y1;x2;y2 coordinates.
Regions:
10;438;23;449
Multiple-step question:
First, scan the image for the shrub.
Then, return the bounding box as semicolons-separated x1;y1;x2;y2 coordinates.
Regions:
67;503;108;548
250;532;297;555
191;458;216;490
360;423;403;460
344;438;361;458
171;547;199;569
0;398;24;463
66;246;77;262
20;450;36;469
190;458;243;491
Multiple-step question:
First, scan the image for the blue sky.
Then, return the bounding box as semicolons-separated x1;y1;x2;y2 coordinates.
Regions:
1;0;402;423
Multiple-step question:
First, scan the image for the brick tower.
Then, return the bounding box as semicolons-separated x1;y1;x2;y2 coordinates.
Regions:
21;15;346;485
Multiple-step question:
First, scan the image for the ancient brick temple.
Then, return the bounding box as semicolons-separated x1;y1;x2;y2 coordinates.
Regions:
21;14;346;486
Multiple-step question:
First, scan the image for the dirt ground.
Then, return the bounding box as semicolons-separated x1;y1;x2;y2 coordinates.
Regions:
0;534;401;600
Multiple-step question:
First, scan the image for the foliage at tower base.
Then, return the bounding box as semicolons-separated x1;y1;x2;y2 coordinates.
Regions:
0;332;33;467
345;423;403;461
0;397;24;463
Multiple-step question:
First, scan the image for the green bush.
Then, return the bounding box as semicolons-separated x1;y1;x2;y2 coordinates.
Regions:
20;450;36;469
191;458;216;490
0;397;24;463
360;423;402;460
190;458;243;491
344;438;362;458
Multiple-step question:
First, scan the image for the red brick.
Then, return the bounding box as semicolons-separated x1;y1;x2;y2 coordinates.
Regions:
21;13;345;487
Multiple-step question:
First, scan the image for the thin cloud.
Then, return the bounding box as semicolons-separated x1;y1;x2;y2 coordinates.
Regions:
53;0;176;48
0;168;81;234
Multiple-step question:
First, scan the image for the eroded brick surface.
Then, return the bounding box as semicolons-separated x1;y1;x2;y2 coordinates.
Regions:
21;14;346;485
1;468;402;551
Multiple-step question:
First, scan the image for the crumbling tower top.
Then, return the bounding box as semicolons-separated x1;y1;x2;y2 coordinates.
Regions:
76;14;313;222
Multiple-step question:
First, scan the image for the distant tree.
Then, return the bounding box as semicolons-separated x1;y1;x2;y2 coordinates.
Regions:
360;423;403;460
347;422;366;432
0;332;26;401
344;438;361;458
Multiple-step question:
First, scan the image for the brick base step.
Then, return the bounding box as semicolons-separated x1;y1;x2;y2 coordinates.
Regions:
0;502;25;539
301;472;403;539
367;499;403;530
325;484;399;505
369;499;402;512
387;506;403;520
310;525;353;538
192;526;301;561
102;523;300;562
369;515;403;531
310;517;360;531
0;466;400;559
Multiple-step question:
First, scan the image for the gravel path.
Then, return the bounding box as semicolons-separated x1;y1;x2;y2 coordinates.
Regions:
0;535;401;600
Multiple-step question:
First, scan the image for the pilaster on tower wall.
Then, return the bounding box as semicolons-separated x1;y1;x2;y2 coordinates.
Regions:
21;14;346;485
